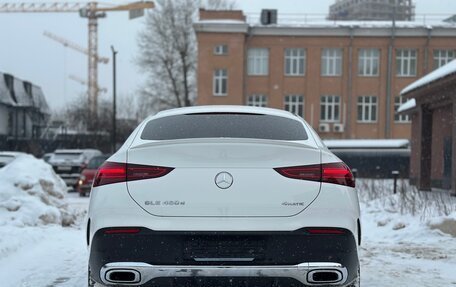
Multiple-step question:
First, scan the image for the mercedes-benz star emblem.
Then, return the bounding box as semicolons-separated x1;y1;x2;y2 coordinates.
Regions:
215;172;233;189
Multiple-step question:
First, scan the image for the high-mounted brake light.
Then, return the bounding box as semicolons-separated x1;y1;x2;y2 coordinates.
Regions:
93;162;174;187
274;162;355;188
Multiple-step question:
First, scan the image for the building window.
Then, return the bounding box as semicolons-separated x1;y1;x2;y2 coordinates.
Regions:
433;49;455;69
284;95;304;117
285;48;306;76
213;69;227;96
248;48;269;76
358;48;380;76
246;94;267;107
320;95;341;122
214;44;228;55
396;49;417;77
394;96;411;123
357;96;377;122
321;48;342;76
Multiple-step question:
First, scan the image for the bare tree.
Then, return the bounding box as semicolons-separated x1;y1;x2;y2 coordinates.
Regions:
136;0;237;114
201;0;237;10
137;0;197;111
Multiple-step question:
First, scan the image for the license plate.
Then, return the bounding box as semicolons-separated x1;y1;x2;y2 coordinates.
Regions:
58;166;72;171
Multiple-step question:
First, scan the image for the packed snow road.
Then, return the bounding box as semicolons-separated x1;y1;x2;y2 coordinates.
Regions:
1;193;455;287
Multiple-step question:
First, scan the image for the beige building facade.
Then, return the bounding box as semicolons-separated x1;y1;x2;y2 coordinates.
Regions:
194;9;456;139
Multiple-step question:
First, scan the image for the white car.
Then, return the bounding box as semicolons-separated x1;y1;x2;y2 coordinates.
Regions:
0;151;25;168
48;149;102;188
87;106;361;287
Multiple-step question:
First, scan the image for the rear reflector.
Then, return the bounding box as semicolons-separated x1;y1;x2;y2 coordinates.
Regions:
93;162;174;187
306;228;346;235
104;228;141;235
274;162;355;188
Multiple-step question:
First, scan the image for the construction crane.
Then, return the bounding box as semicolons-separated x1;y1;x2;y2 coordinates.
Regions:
69;74;108;94
0;1;154;119
44;31;109;64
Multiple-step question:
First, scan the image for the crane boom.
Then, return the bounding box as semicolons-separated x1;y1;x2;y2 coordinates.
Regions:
44;31;109;64
0;2;88;12
69;74;107;94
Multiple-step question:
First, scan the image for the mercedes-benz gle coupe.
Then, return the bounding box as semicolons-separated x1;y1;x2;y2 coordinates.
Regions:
87;106;361;287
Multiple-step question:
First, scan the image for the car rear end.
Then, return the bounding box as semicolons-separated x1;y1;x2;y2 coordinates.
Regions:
87;106;361;287
77;155;109;196
49;150;87;187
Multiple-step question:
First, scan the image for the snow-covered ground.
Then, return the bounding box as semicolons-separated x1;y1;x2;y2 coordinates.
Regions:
1;169;455;286
358;180;456;286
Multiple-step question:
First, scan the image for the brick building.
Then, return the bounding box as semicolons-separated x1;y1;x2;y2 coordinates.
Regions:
194;9;456;139
399;60;456;194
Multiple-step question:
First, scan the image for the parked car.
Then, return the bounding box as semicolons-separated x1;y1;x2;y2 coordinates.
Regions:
42;153;53;163
0;151;25;168
49;149;102;189
77;155;110;197
87;106;361;287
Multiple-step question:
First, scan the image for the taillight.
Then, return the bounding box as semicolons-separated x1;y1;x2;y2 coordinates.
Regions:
274;162;355;188
321;162;355;188
93;162;173;187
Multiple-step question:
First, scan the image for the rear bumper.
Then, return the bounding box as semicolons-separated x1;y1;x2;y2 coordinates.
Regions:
77;184;92;194
100;262;349;286
89;228;359;286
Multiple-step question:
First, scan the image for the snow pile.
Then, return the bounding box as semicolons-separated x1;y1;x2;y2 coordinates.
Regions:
357;179;456;238
324;139;409;149
0;154;76;227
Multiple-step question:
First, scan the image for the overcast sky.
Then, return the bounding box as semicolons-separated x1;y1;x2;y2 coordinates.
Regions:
1;0;455;111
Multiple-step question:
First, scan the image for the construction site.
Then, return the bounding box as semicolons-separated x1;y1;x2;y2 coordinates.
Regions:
328;0;415;21
0;1;154;153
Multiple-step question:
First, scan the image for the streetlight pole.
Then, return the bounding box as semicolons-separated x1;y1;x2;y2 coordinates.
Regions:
111;45;118;153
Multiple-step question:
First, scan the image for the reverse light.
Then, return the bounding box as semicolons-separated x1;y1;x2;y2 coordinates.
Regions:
274;162;355;187
93;162;174;187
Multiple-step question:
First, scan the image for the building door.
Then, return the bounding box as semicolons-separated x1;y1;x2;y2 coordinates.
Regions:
443;137;452;190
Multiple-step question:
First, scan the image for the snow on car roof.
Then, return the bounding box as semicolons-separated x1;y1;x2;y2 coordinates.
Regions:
401;59;456;95
397;99;417;113
0;151;26;157
324;139;410;149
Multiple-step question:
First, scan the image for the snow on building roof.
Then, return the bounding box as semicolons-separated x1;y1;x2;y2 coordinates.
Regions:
324;139;410;149
397;99;417;113
401;59;456;95
196;19;247;24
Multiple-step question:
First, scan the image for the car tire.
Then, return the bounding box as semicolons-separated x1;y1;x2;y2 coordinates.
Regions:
88;266;105;287
347;266;360;287
80;192;86;197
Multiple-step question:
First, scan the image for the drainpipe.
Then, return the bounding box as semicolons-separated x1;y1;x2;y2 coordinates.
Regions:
346;26;354;138
243;25;253;106
424;27;432;74
385;8;396;139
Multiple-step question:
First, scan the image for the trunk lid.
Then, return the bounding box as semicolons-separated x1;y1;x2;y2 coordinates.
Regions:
126;138;321;217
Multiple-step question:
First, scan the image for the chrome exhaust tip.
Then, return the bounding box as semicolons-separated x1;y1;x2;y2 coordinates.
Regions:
307;269;343;284
105;269;141;284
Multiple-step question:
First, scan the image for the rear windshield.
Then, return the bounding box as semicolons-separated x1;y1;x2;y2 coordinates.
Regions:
141;113;308;141
87;156;107;169
53;153;83;161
